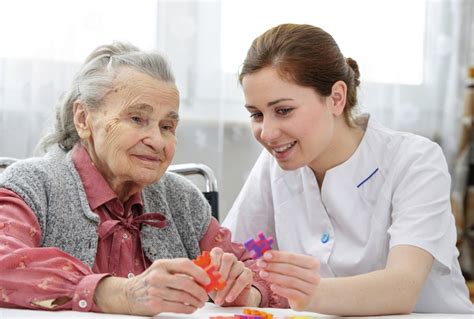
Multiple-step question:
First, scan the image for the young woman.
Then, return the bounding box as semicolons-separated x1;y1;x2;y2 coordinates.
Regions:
223;23;473;315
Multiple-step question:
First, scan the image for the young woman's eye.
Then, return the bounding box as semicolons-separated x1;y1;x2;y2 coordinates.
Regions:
250;112;263;120
277;108;293;115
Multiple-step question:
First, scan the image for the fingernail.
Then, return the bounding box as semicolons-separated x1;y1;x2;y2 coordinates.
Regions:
225;295;233;303
215;297;222;305
257;260;267;268
263;252;272;259
260;270;268;278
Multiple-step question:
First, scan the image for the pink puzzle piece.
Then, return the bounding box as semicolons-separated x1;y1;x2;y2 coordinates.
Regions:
244;232;273;259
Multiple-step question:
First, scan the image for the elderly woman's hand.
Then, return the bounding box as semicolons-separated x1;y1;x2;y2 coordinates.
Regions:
94;258;210;316
208;247;260;307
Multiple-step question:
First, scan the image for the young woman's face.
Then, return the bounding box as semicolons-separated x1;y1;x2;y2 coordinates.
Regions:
242;67;337;171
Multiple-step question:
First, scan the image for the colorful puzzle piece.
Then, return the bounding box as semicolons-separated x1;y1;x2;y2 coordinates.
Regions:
202;264;226;292
243;308;273;319
244;232;273;259
208;315;319;319
193;250;211;268
193;251;226;293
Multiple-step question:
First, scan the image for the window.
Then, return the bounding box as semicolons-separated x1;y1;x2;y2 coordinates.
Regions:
221;0;426;85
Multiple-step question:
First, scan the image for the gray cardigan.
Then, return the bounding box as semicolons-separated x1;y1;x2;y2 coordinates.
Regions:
0;147;211;268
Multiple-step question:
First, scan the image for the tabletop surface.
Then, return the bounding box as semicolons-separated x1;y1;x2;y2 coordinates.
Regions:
0;303;472;319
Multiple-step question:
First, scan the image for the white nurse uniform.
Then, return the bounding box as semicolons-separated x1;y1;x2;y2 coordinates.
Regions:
223;115;473;314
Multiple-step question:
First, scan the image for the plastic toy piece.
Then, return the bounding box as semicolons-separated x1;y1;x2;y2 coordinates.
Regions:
193;251;211;268
234;315;264;319
203;264;226;292
209;317;236;319
243;308;273;319
193;251;226;292
244;232;274;259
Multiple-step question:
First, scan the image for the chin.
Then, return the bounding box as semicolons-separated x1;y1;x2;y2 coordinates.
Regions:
276;160;305;171
132;171;163;186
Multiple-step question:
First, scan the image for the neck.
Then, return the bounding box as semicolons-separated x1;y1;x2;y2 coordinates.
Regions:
309;117;364;186
83;142;141;204
110;181;141;203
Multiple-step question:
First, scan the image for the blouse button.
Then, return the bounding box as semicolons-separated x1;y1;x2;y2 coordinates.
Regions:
128;272;135;279
122;233;129;239
78;299;88;309
321;232;330;244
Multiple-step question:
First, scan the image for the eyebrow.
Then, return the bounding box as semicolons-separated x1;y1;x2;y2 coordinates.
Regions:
245;98;294;109
127;103;154;113
167;111;180;122
127;104;179;120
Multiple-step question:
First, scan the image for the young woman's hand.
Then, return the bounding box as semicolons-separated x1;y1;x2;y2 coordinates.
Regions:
208;247;260;307
256;251;320;310
94;258;210;316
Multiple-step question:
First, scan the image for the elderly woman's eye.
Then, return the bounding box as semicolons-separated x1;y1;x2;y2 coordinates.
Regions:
131;115;144;124
162;124;175;131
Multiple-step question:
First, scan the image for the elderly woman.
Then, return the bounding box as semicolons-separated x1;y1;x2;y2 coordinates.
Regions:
0;42;285;316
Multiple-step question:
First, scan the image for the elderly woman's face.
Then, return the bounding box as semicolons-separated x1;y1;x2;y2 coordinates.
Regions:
76;67;179;193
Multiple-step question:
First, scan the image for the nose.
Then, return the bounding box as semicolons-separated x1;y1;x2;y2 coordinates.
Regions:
259;118;281;143
142;127;166;151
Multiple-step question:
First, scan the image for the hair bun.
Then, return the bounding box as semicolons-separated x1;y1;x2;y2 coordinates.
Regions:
346;57;360;87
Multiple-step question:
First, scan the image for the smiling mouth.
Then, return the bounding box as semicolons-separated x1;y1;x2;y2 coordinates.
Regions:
133;155;161;163
272;141;297;153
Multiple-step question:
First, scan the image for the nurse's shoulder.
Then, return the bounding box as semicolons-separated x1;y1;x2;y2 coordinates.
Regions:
367;117;448;172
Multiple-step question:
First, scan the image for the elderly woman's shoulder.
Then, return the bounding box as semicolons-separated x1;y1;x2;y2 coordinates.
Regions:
0;147;69;183
143;171;208;208
156;171;202;193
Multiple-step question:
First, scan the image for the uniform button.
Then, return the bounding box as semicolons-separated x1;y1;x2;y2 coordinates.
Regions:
321;232;330;244
122;233;129;239
78;299;88;309
128;272;135;279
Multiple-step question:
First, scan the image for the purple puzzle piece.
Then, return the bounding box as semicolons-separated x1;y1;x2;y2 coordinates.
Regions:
244;232;273;259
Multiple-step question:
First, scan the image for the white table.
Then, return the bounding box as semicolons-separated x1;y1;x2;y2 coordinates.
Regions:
0;303;472;319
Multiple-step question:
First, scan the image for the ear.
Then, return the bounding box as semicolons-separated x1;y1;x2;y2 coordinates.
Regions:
329;80;347;116
73;101;92;139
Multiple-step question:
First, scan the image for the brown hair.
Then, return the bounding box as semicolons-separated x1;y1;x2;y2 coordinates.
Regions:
239;23;360;126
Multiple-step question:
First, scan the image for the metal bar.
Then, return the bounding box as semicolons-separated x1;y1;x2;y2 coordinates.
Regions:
167;163;218;193
0;157;19;169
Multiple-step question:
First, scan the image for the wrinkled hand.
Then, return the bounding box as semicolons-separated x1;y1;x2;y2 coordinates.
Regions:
95;258;210;316
256;251;320;311
208;247;258;307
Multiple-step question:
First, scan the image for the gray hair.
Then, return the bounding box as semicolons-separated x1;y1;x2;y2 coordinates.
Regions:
39;41;176;152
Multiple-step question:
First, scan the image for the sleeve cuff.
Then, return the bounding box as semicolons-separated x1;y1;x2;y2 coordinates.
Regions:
72;273;110;312
252;281;270;307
